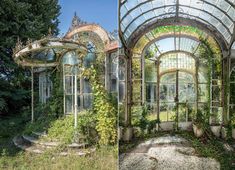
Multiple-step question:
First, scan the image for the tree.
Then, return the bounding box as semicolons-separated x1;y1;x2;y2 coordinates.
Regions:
0;0;60;115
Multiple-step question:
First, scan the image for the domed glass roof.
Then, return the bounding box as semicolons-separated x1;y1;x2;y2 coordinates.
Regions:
119;0;235;48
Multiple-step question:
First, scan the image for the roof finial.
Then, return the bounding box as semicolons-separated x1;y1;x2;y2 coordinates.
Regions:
69;11;87;32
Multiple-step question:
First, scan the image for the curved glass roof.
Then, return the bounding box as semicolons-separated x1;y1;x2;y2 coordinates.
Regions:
145;36;200;60
120;0;235;47
133;25;221;57
14;38;87;67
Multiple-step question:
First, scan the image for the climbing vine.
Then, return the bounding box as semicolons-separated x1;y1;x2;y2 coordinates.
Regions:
196;37;222;127
82;65;117;145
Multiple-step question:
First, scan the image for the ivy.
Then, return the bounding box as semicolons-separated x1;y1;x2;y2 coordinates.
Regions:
82;66;117;145
153;25;204;37
195;37;222;127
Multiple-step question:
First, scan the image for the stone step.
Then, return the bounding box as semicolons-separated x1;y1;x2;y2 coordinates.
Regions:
32;131;47;137
22;135;88;149
13;135;95;156
13;136;45;154
22;135;59;147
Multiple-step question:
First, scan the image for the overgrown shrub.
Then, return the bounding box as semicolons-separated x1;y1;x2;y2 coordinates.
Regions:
132;105;158;134
23;113;56;135
83;66;117;145
46;115;74;144
77;110;97;144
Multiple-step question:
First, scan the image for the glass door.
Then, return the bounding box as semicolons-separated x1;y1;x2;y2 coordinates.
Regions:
178;72;196;122
159;72;177;122
159;71;196;122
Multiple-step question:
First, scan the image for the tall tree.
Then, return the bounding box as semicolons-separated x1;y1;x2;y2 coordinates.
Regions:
0;0;60;115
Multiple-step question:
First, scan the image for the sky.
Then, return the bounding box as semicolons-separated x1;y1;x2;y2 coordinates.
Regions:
58;0;118;35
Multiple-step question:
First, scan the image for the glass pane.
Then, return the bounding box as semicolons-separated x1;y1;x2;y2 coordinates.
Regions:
178;103;187;122
83;79;92;93
119;58;126;81
84;52;96;68
212;85;221;102
119;82;125;102
65;76;73;94
198;64;208;83
146;83;156;103
178;72;196;103
211;107;222;124
160;103;175;122
65;95;73;114
198;84;208;102
110;78;116;92
145;59;157;82
83;94;93;109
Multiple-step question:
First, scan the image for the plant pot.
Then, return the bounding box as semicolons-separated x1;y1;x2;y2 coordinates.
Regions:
193;124;204;138
210;125;221;137
221;126;228;139
178;122;192;131
232;128;235;139
159;122;174;131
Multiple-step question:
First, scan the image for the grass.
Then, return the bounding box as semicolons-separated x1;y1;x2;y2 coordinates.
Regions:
147;111;175;122
0;114;117;170
119;131;235;170
0;146;117;170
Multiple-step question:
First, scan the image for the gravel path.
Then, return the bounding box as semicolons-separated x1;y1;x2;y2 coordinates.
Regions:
119;135;220;170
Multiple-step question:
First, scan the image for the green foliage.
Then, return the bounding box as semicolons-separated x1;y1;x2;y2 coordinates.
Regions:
195;37;221;127
180;132;235;170
0;78;30;114
139;105;149;132
153;25;204;37
46;71;64;117
77;110;97;144
0;114;117;170
46;115;74;144
82;66;117;145
145;59;157;81
23;113;56;135
230;115;235;128
193;109;208;129
0;0;60;115
132;105;158;134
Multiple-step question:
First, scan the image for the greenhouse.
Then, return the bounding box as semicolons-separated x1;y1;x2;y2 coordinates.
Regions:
13;13;118;127
118;0;235;140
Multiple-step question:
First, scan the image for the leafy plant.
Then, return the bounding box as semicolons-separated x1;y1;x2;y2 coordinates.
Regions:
132;104;158;134
23;113;56;135
82;66;117;145
0;0;60;116
230;115;235;129
46;115;74;144
77;110;97;144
